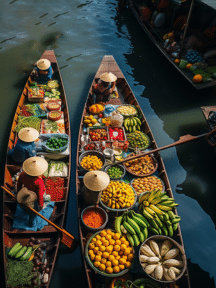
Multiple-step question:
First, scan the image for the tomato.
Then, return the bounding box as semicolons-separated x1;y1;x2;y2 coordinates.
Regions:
99;114;103;118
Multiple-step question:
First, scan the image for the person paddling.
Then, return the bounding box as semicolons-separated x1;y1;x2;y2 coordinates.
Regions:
16;157;48;226
35;58;53;83
8;128;39;164
93;72;117;101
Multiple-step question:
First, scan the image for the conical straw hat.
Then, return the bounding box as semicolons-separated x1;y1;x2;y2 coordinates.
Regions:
100;72;117;83
36;59;51;70
17;187;38;208
83;171;110;191
18;127;39;142
23;157;48;176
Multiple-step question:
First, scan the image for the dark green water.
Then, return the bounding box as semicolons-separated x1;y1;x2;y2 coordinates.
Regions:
0;0;216;287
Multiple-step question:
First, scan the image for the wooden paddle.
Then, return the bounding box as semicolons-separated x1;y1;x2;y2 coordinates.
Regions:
106;128;216;168
1;186;78;251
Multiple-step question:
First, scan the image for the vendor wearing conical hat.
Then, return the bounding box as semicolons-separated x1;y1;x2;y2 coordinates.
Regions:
8;127;39;164
17;157;48;216
93;72;117;99
35;58;53;84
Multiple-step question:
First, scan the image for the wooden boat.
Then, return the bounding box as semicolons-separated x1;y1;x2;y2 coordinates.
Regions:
76;55;191;288
3;50;71;287
128;0;216;90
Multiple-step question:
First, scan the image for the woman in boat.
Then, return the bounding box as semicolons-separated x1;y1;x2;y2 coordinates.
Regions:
93;72;117;101
16;157;48;226
151;0;171;28
35;58;53;84
7;127;39;165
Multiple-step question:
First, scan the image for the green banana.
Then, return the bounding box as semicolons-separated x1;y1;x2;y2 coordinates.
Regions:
126;232;134;247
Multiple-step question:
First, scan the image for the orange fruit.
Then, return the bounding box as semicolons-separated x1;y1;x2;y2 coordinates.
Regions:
108;255;115;262
99;264;106;271
113;266;120;273
102;252;109;259
106;267;113;274
125;261;132;268
106;261;112;267
193;74;203;83
101;258;107;264
95;255;102;262
114;245;121;252
94;261;100;268
174;59;180;64
112;259;119;266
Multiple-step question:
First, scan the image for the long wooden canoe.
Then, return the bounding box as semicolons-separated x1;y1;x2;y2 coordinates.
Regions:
128;0;216;90
3;50;71;287
76;55;191;288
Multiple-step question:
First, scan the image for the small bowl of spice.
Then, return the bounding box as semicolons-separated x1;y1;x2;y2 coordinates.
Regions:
81;206;108;232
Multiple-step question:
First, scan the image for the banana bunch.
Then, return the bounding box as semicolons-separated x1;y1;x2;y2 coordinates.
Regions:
138;190;181;237
124;116;141;133
114;210;149;247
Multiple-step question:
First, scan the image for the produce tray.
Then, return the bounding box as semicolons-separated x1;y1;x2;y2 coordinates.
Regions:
28;88;45;102
108;126;127;141
87;126;110;142
81;141;112;152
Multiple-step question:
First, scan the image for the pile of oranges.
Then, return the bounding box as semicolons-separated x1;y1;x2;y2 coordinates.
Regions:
88;229;134;274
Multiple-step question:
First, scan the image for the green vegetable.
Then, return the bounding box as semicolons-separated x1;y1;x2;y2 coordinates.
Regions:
20;246;33;260
107;166;123;178
46;137;68;150
6;260;40;288
8;243;22;257
15;246;28;259
127;131;150;149
15;116;41;132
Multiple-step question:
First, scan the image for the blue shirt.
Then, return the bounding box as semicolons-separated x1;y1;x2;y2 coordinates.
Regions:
35;65;53;84
8;139;36;164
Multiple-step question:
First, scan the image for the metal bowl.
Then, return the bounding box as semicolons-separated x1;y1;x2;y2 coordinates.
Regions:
79;150;106;174
139;235;187;284
85;229;134;277
99;180;137;212
123;152;158;178
104;164;126;180
81;206;108;232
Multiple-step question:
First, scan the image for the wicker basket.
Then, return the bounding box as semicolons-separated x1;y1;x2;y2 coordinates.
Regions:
139;235;187;284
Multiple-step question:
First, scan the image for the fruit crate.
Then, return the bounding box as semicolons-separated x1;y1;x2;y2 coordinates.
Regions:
87;126;110;142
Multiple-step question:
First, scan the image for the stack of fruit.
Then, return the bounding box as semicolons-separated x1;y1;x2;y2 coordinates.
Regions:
87;229;134;274
140;238;184;281
127;131;150;150
139;190;181;237
114;210;149;247
124;117;142;132
100;181;135;210
84;115;98;127
109;127;125;141
89;104;104;115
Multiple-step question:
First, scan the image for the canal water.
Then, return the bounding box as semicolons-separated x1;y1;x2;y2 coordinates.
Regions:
0;0;216;287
